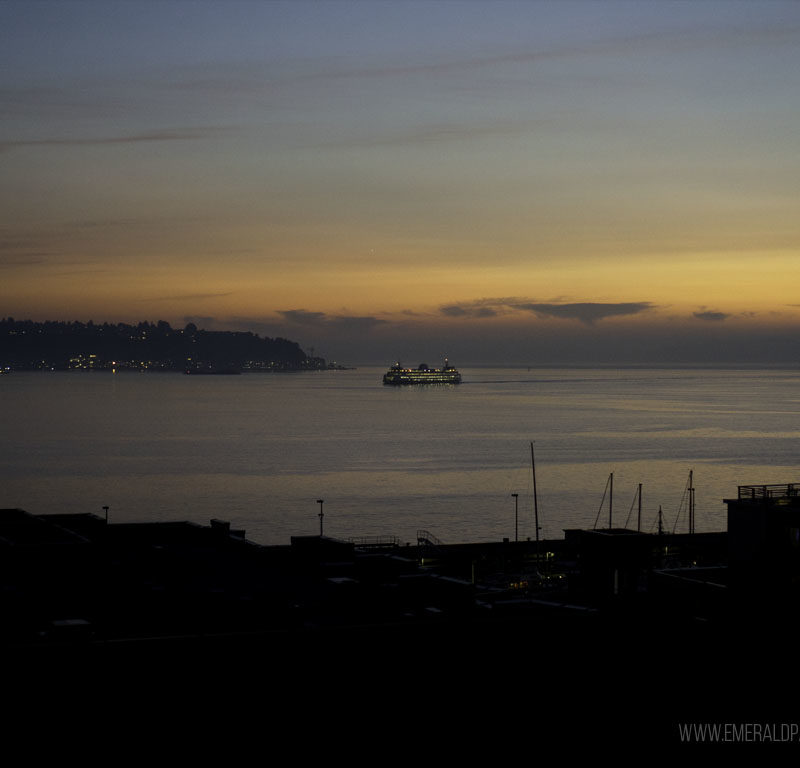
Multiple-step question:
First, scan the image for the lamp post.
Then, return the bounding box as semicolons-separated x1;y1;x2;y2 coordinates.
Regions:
511;493;518;542
102;505;109;523
316;499;324;536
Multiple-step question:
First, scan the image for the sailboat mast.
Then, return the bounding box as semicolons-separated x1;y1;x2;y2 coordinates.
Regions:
531;442;540;544
609;472;613;529
637;483;642;533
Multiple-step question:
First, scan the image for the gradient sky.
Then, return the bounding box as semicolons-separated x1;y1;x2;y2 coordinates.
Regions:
2;0;799;364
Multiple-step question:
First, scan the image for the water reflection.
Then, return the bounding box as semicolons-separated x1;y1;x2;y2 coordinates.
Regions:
2;367;799;545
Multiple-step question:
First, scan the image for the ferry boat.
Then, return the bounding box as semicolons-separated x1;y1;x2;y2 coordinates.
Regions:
382;359;462;385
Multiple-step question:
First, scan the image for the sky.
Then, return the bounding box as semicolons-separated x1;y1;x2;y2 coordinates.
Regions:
2;0;799;365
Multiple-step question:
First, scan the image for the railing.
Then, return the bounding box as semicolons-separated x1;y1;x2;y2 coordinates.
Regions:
737;483;800;500
348;536;400;550
416;529;445;548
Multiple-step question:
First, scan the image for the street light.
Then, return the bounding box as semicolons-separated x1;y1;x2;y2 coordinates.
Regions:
511;493;519;542
316;499;324;536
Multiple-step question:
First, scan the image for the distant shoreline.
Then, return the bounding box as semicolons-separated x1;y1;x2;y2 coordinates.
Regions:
3;361;797;373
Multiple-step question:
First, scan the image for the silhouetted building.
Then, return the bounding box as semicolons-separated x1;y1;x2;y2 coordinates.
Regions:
564;528;649;600
0;509;479;649
726;483;800;597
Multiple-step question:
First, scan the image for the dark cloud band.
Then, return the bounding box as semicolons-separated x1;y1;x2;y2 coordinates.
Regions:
439;299;654;324
693;310;729;322
279;309;384;331
517;302;654;324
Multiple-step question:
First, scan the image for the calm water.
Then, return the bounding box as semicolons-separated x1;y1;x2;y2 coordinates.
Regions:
2;366;800;546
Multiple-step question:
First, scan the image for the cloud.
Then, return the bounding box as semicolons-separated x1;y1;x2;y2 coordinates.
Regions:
145;292;234;303
278;309;384;331
693;310;729;322
440;305;469;318
515;302;654;325
0;257;48;268
330;315;386;331
439;298;516;318
0;127;225;154
309;117;553;151
278;309;328;325
267;19;800;90
440;299;653;325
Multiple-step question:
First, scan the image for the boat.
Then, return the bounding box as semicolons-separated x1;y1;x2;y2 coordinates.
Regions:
382;359;462;385
184;365;241;375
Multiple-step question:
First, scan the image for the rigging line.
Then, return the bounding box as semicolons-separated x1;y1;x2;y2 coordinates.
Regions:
623;485;639;530
592;473;612;530
646;501;664;534
671;474;691;535
509;458;532;538
508;462;532;534
649;504;665;533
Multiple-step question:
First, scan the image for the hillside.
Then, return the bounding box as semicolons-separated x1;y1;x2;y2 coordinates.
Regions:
0;318;325;372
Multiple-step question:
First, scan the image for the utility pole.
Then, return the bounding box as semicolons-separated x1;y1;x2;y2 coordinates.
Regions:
511;493;519;542
316;499;324;536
